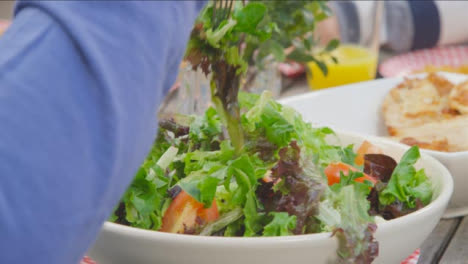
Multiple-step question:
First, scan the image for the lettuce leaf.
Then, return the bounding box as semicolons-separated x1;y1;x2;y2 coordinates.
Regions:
200;207;244;236
240;91;340;168
188;107;223;151
379;146;433;208
233;2;268;35
318;184;378;263
229;155;265;236
241;95;295;148
339;144;358;167
263;212;297;236
119;146;178;230
316;161;378;263
179;141;235;207
243;189;263;236
258;142;324;234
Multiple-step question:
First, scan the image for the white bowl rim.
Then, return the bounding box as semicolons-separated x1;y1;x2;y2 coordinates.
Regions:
102;132;453;245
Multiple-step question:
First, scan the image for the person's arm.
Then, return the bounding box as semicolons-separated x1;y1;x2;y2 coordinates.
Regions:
0;1;204;263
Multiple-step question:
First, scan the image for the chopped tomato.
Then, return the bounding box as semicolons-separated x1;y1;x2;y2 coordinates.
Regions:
324;162;377;186
354;174;378;185
160;190;219;233
355;140;383;166
262;171;274;183
197;199;219;223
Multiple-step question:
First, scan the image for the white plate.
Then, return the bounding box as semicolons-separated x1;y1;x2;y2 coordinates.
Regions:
280;72;468;218
89;132;452;264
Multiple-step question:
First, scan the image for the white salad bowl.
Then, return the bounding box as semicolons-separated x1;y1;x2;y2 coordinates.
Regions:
89;132;453;264
280;72;468;218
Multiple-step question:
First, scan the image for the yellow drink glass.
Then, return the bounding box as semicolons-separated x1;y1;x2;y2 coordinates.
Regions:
306;45;378;90
307;1;383;90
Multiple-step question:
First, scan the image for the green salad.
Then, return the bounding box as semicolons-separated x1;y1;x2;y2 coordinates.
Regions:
111;2;433;263
111;91;433;263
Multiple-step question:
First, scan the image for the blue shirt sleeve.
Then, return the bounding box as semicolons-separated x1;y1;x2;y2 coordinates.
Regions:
0;1;204;263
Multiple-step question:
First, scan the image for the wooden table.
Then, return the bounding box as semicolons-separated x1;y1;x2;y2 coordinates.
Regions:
281;77;466;264
419;217;467;263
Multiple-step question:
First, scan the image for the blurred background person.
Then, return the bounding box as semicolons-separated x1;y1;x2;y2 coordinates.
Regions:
318;1;468;52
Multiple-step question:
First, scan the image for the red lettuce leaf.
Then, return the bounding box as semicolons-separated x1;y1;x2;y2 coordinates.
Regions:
333;223;379;264
363;154;397;183
257;141;324;234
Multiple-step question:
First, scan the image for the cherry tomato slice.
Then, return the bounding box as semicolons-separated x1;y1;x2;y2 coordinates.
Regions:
324;162;377;186
160;190;219;233
355;140;383;166
198;199;219;223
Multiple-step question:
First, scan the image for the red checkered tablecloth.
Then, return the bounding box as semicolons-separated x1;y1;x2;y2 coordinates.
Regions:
379;45;468;77
80;256;96;264
401;249;420;264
